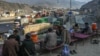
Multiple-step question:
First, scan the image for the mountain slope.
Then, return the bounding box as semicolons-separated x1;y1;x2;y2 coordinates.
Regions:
80;0;100;17
80;0;100;22
0;1;32;11
5;0;86;8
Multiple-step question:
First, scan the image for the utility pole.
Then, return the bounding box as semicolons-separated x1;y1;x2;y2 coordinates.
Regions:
64;0;72;44
70;0;72;11
69;0;72;24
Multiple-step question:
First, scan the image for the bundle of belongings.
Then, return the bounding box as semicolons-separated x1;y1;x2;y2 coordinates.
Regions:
23;23;51;34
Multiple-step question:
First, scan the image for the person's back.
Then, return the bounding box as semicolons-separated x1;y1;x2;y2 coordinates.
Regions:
45;28;57;47
2;35;19;56
81;23;90;33
47;32;57;46
15;35;20;44
21;34;36;56
13;30;20;45
22;39;36;55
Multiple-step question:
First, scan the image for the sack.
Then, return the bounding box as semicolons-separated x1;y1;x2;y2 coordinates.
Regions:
61;44;70;56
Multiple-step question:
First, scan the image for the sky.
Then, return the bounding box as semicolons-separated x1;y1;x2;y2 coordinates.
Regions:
3;0;92;3
4;0;92;2
76;0;92;2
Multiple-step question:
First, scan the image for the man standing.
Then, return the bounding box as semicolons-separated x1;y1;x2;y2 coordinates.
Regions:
2;35;19;56
13;30;20;45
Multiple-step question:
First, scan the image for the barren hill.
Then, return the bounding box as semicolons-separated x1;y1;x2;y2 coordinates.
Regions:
80;0;100;22
0;1;32;11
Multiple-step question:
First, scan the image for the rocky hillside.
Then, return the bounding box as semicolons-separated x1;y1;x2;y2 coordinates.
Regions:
0;1;32;11
80;0;100;22
5;0;86;9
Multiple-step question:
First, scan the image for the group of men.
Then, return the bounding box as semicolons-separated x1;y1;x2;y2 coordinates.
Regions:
2;26;61;56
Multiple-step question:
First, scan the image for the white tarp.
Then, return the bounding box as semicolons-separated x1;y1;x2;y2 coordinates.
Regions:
75;15;84;24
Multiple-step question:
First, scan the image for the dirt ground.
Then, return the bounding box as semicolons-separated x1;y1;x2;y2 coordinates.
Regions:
0;32;100;56
39;35;100;56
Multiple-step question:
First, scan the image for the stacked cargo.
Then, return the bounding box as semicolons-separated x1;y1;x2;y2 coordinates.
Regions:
23;23;51;34
35;17;48;23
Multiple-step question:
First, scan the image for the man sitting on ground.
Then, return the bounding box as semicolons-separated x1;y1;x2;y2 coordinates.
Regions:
81;23;90;34
44;28;57;48
20;34;36;56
